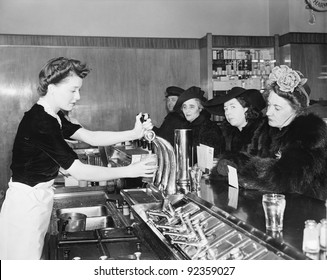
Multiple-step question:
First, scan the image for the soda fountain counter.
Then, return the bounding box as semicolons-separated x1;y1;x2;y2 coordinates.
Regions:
120;180;326;260
115;138;326;260
193;178;327;257
44;140;326;260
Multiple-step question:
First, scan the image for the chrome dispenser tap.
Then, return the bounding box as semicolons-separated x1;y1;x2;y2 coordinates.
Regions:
143;130;156;152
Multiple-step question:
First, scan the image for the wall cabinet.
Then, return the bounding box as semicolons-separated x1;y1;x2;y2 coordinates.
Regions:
200;32;327;101
199;33;279;99
212;47;275;92
212;48;274;76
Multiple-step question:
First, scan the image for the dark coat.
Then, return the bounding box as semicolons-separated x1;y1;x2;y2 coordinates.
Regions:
221;117;264;153
187;111;225;162
153;111;188;146
216;113;327;201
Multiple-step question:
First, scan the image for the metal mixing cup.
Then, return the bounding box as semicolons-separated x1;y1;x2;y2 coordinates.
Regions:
174;129;193;191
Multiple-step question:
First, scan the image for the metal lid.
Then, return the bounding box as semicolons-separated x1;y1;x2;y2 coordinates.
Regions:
305;219;317;227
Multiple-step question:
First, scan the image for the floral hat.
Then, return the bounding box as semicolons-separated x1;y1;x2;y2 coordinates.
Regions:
267;65;311;108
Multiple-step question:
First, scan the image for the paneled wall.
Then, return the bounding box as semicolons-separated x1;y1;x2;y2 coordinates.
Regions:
279;33;327;101
290;44;327;101
0;35;201;192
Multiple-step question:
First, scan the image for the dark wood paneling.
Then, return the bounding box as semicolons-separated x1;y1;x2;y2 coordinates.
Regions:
212;35;275;48
0;34;199;49
290;44;327;101
0;36;200;193
279;32;327;46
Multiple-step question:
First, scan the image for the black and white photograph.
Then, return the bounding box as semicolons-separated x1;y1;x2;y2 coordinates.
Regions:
0;0;326;279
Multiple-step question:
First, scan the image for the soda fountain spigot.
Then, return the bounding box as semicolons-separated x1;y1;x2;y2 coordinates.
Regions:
144;130;156;153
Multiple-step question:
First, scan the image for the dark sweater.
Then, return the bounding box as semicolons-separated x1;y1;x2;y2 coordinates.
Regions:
11;104;81;186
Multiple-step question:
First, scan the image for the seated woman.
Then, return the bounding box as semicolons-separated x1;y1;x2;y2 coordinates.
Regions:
216;65;327;201
204;87;265;153
173;86;225;162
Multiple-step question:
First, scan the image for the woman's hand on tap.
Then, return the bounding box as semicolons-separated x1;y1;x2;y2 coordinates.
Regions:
134;113;154;139
128;158;158;177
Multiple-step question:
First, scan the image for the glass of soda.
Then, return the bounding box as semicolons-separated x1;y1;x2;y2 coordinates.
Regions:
262;194;286;231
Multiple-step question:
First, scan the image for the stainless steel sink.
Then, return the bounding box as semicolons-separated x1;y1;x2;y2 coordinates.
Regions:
86;216;115;231
56;205;110;217
56;205;115;231
49;189;121;234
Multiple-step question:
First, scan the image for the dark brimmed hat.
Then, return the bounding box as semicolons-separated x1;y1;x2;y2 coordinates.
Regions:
204;87;266;116
165;86;184;97
173;86;207;111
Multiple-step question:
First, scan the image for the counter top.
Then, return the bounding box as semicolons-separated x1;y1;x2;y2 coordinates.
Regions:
198;176;327;258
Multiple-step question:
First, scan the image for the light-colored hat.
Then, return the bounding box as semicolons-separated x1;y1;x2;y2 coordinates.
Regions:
267;65;311;108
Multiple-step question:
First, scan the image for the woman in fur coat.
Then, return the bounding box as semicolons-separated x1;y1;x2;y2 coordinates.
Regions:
216;65;327;201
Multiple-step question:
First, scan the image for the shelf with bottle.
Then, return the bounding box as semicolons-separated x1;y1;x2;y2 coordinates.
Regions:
212;48;275;81
212;75;270;92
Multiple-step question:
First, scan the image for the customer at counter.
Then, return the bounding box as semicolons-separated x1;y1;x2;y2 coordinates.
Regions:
0;57;157;260
153;86;188;146
173;86;225;162
215;65;327;201
204;87;265;152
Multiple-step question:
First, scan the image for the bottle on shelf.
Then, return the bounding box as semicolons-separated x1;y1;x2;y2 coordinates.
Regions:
212;47;274;81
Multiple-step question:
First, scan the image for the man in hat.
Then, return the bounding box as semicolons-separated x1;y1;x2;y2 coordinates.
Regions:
153;86;188;146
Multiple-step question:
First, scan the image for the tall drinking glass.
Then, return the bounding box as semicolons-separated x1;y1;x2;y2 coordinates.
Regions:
141;153;158;184
262;194;286;232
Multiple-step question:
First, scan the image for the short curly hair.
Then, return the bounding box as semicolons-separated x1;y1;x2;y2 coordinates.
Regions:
37;57;90;96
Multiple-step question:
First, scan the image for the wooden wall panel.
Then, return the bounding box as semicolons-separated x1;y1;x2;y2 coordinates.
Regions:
279;33;327;46
278;33;327;101
290;44;327;101
0;43;200;193
199;33;213;99
212;35;275;48
0;34;199;49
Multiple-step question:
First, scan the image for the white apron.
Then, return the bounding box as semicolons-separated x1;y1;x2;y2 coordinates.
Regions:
0;179;54;260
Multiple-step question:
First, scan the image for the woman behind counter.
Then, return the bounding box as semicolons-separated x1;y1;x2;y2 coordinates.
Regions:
216;65;327;201
204;87;265;153
0;57;157;260
173;86;225;162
